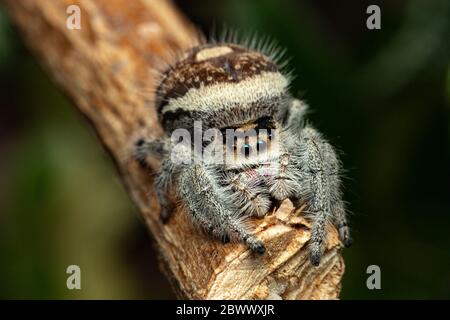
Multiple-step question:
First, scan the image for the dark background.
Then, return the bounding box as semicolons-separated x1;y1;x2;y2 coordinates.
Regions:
0;0;449;299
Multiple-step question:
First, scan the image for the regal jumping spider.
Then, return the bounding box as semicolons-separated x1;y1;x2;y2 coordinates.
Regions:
135;42;352;266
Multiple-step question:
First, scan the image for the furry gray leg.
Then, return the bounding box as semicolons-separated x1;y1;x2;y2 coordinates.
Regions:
155;185;173;223
135;138;177;222
177;163;265;254
333;201;353;247
134;137;170;167
291;125;350;266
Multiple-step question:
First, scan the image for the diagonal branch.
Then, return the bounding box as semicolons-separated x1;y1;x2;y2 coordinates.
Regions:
2;0;345;299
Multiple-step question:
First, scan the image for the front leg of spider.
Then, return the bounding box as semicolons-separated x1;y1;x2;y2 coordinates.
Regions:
177;163;266;254
281;99;351;265
295;126;352;266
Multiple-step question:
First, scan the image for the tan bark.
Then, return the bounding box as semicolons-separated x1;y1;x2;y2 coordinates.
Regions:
3;0;345;299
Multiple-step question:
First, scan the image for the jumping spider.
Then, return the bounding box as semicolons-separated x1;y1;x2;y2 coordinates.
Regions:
136;43;352;266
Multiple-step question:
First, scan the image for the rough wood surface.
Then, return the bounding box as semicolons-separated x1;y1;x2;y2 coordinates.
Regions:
3;0;345;299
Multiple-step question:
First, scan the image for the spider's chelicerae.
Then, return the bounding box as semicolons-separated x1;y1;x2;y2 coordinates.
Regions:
136;41;352;266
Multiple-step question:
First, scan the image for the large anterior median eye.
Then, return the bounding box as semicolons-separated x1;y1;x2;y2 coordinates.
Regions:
241;143;252;157
257;139;267;152
227;139;237;152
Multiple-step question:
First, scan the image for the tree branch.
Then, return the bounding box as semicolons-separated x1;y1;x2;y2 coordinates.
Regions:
3;0;345;299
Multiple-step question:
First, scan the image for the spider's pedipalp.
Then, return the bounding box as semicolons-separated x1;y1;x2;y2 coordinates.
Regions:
225;170;271;217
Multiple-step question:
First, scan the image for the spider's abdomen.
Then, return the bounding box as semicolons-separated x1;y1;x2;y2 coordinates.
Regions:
156;44;290;132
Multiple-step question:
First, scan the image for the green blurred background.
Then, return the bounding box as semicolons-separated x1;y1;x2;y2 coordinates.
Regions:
0;0;449;299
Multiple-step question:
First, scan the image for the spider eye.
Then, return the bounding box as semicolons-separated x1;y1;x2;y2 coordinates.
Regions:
226;139;237;151
257;139;267;152
241;143;252;157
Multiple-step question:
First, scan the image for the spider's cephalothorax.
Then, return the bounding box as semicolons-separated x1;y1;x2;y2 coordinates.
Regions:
136;43;352;266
